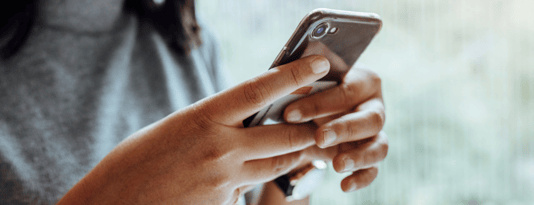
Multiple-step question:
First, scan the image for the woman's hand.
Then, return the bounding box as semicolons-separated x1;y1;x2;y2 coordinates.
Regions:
57;56;330;205
283;65;388;193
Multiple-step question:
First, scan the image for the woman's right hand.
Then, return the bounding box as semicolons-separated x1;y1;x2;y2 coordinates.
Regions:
57;55;330;205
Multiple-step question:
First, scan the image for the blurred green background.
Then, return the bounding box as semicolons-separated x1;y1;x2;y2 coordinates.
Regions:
196;0;534;204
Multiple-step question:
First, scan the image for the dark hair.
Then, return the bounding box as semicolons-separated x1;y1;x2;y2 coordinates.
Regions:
0;0;201;59
126;0;202;55
0;1;36;59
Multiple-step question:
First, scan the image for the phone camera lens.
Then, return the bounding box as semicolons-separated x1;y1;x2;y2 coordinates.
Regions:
316;27;325;34
312;23;329;38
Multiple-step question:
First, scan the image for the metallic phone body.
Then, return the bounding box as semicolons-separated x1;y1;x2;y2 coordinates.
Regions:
243;8;382;127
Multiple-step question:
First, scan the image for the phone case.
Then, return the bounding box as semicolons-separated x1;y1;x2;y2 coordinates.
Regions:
271;8;382;82
243;8;382;127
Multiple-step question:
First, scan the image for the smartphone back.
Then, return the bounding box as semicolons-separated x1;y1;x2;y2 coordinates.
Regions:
272;8;382;82
243;9;382;127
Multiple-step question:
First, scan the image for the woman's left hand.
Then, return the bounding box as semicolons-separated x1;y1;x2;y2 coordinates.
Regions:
283;65;389;192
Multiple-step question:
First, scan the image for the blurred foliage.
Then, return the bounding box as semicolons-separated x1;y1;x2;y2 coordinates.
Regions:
197;0;534;204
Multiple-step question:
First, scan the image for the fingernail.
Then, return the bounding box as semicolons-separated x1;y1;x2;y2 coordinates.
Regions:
321;130;336;147
311;58;329;74
287;109;301;122
343;157;355;172
348;181;358;192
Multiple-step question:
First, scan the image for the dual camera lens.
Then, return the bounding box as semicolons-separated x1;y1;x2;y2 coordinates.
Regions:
312;23;337;39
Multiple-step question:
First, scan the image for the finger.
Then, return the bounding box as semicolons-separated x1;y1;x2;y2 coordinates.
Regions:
241;151;304;184
332;132;388;173
340;167;378;192
284;67;382;123
228;187;243;205
301;145;338;162
239;123;316;160
228;185;256;205
312;112;346;127
203;55;330;126
315;98;385;148
239;185;257;195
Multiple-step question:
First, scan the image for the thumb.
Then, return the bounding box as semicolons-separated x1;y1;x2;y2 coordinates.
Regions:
198;55;330;127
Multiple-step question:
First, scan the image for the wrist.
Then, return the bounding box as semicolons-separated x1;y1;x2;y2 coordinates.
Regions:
58;163;135;205
58;139;146;205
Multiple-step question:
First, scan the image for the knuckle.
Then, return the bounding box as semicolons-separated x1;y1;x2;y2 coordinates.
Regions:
203;147;226;162
272;152;302;175
368;109;385;130
203;167;232;190
361;153;371;167
282;63;301;87
335;154;349;171
290;151;304;165
271;156;284;175
288;64;305;87
202;141;234;163
338;120;355;140
193;113;216;134
340;83;358;104
364;69;382;87
283;127;299;150
354;152;364;165
188;104;217;133
243;78;271;107
308;101;320;119
208;172;232;190
378;133;389;158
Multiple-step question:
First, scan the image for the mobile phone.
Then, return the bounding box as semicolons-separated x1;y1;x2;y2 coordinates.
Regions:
243;8;382;128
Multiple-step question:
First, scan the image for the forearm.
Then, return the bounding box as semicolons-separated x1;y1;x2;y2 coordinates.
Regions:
57;158;122;205
256;181;309;205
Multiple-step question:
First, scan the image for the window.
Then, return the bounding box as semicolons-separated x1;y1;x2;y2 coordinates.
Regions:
198;0;534;204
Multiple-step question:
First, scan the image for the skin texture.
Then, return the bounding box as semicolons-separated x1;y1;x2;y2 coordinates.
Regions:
284;66;388;193
57;56;388;205
57;56;331;205
39;1;389;203
252;66;389;205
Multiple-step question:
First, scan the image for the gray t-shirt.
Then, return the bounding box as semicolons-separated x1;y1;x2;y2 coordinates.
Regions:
0;10;230;205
